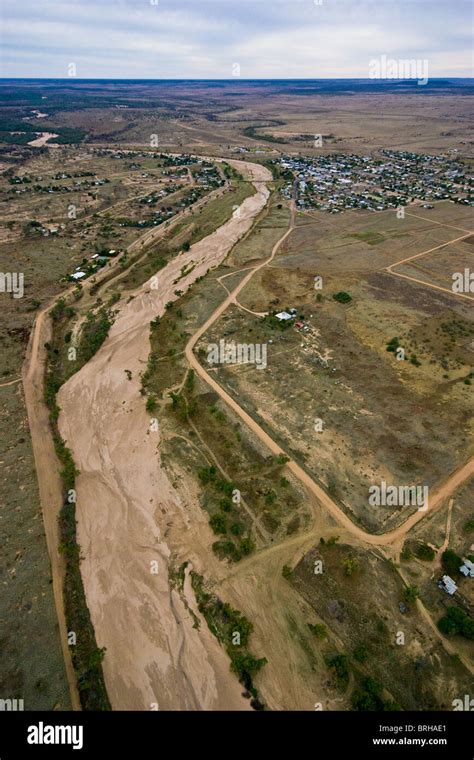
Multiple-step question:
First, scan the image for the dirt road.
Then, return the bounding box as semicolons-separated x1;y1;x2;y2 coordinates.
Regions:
385;232;474;302
185;207;474;548
22;308;81;710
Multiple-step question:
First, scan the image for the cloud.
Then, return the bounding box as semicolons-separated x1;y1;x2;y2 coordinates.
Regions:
0;0;471;78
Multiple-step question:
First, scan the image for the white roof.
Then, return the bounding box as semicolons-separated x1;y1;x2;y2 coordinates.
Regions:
71;271;86;280
275;311;292;321
441;575;458;594
460;558;474;577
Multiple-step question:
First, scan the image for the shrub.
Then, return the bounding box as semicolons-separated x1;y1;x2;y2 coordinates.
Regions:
308;623;327;640
414;542;435;561
332;291;352;304
209;513;227;535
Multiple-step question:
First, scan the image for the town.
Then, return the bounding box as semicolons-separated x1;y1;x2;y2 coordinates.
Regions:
277;150;473;212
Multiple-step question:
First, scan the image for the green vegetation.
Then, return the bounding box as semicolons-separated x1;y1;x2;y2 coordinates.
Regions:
352;643;370;663
79;308;113;364
414;542;436;562
343;555;359;577
351;677;389;711
332;291;352;304
325;653;350;688
441;549;463;577
463;518;474;534
308;623;327;640
438;606;474;640
44;299;111;710
403;585;420;604
386;336;400;353
191;572;267;709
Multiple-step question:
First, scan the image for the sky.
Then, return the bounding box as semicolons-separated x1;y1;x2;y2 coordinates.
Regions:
0;0;472;79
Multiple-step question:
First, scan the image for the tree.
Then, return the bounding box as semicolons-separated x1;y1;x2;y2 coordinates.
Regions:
209;513;227;535
441;549;462;577
282;564;293;580
403;585;419;604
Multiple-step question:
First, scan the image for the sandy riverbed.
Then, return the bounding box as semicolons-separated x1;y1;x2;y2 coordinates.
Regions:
57;160;271;710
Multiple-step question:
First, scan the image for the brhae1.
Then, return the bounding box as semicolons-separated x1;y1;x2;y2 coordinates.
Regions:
27;722;83;750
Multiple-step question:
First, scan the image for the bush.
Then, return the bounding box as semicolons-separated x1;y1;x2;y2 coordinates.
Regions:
308;623;327;640
414;542;436;561
438;606;474;640
145;395;157;413
325;654;350;686
332;291;352;304
343;556;359;577
219;498;232;512
282;564;293;580
353;644;369;663
351;677;385;711
209;513;227;535
403;585;419;604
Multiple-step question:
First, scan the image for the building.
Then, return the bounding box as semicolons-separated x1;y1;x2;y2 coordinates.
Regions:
439;575;458;595
71;271;86;280
275;311;292;321
460;558;474;578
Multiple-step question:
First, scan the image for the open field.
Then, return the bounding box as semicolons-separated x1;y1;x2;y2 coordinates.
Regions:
199;204;473;532
2;79;473;159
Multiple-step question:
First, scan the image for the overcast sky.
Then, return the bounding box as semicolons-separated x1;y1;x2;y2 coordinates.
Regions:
1;0;472;79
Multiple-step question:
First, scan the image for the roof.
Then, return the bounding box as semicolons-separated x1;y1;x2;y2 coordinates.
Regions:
71;271;86;280
460;558;474;577
275;311;292;321
441;575;458;594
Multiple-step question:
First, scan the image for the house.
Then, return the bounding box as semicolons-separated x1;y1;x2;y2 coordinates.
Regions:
275;311;292;321
439;575;458;595
460;558;474;578
71;271;86;280
295;321;304;329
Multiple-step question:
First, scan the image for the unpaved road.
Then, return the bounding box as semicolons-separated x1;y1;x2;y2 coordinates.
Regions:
57;159;271;710
22;308;81;710
186;206;474;548
385;232;474;302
